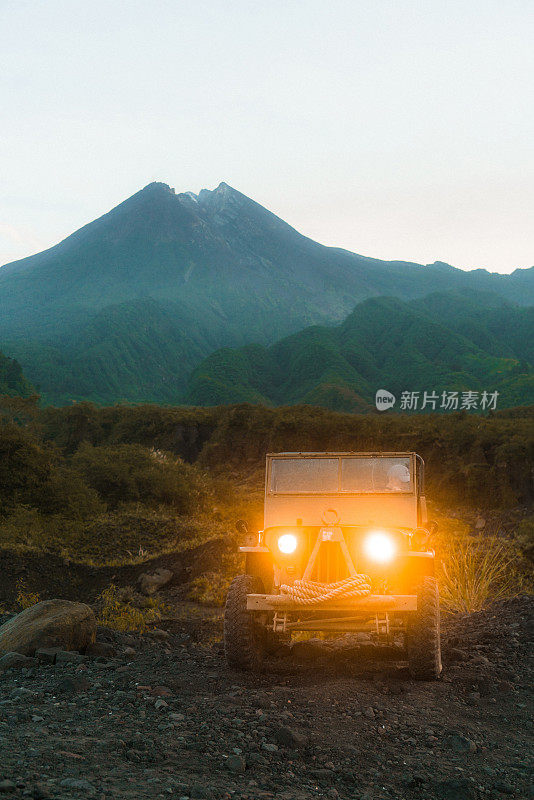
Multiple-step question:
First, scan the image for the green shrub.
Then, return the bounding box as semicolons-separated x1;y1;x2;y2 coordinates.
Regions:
0;424;55;512
35;466;106;519
97;584;167;632
71;442;209;511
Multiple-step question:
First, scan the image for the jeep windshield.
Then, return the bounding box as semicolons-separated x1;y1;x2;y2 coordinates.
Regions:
269;456;413;494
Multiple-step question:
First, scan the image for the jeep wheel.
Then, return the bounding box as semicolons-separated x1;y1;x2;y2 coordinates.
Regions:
406;576;442;680
224;574;266;671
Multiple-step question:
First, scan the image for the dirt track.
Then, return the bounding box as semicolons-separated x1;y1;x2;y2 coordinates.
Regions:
0;597;532;800
0;537;233;606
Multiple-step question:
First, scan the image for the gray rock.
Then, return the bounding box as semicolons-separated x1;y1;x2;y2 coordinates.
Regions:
31;785;51;799
309;768;334;779
493;780;514;794
0;780;16;793
190;783;216;798
446;647;469;662
36;647;62;663
11;686;35;698
85;641;117;658
435;777;474;799
444;733;477;753
290;639;327;661
138;568;173;596
226;754;246;773
149;628;170;641
470;654;490;666
0;651;35;670
0;599;96;656
273;725;308;748
247;752;267;766
60;777;96;793
55;650;85;664
56;674;92;694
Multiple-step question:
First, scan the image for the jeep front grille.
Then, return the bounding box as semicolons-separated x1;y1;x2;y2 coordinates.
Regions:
306;540;351;584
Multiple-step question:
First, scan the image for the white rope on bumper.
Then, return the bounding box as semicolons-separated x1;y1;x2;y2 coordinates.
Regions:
279;574;372;605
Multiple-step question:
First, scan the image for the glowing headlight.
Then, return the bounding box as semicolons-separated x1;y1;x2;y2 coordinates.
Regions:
278;533;298;554
363;531;396;563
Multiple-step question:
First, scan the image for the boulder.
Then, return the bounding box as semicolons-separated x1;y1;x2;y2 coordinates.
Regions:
0;599;96;657
85;641;117;658
0;651;36;671
138;567;173;596
36;647;63;664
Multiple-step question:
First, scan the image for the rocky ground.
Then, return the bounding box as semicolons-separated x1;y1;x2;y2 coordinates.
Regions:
0;597;532;800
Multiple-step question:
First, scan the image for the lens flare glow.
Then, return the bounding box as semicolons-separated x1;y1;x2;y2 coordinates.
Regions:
363;531;396;563
278;533;298;554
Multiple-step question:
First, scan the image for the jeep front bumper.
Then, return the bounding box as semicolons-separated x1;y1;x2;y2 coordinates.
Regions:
246;593;417;613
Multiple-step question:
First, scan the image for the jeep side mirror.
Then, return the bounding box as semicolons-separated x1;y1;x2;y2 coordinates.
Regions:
235;519;248;535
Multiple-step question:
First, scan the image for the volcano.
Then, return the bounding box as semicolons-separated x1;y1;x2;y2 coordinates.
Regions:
0;181;532;404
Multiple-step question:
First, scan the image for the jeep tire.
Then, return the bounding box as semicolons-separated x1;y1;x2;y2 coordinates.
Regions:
224;574;266;671
406;576;442;680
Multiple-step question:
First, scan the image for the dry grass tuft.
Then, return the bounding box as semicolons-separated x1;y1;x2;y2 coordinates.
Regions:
97;583;168;632
186;572;232;607
438;536;527;614
15;578;40;610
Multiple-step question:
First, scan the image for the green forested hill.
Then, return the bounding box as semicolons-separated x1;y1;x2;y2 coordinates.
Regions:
0;351;33;397
0;181;533;405
184;293;534;412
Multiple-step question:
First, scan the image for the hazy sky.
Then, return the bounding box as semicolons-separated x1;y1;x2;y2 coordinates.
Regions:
1;0;533;273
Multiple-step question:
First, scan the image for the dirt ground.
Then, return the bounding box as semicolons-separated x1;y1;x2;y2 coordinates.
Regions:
0;596;532;800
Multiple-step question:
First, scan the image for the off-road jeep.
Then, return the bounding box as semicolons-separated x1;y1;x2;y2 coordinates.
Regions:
224;452;441;679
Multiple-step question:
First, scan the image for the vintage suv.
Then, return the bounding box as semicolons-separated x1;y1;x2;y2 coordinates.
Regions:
224;452;441;679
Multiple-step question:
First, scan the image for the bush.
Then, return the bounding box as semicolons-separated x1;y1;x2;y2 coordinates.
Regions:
186;572;232;606
97;584;167;632
35;466;106;519
0;424;55;513
71;442;209;511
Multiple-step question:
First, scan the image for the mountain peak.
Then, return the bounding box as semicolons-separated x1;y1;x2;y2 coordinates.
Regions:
215;181;235;193
139;181;176;196
197;181;242;206
134;180;244;210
